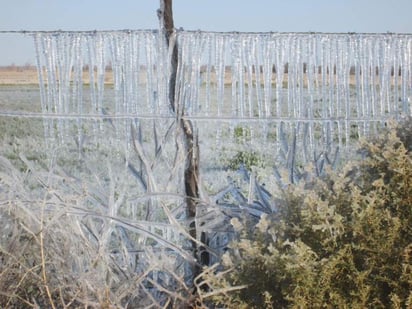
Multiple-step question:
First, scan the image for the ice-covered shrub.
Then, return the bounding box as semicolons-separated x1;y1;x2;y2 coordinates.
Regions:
205;118;412;308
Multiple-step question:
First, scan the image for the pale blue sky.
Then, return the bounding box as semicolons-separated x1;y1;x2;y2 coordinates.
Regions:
1;0;412;65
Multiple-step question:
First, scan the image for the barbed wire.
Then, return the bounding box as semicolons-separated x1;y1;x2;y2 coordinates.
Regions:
1;30;412;36
0;111;400;123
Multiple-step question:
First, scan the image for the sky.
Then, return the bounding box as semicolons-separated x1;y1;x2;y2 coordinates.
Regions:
1;0;412;65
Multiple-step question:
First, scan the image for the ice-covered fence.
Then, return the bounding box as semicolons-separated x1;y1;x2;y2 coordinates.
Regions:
175;31;412;169
29;30;412;253
32;30;412;168
0;30;411;304
32;30;170;158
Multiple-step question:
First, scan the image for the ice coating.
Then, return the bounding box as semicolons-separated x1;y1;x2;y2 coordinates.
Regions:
33;31;412;166
29;29;412;286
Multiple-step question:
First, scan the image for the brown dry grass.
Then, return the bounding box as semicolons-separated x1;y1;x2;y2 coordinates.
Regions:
0;65;394;87
0;66;39;85
0;66;116;85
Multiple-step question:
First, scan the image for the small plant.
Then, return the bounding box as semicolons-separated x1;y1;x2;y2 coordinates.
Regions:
227;150;265;171
234;125;251;144
205;118;412;308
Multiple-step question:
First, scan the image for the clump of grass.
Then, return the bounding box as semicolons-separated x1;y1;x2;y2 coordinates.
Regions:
205;117;412;308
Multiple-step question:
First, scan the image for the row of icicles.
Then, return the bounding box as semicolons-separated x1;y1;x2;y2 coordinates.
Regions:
33;30;412;161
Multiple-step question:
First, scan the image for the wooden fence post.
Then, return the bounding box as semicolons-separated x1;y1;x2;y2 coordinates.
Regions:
158;0;203;284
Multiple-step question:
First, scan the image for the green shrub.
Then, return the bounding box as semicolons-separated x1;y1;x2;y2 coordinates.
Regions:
206;118;412;308
234;125;252;144
227;150;265;171
226;125;265;171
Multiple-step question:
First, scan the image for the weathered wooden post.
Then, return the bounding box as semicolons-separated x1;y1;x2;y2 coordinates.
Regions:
157;0;203;283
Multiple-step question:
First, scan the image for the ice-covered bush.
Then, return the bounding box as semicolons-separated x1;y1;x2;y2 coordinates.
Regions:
205;118;412;308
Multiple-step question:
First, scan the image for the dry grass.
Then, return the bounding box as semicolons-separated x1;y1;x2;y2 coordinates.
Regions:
0;65;387;87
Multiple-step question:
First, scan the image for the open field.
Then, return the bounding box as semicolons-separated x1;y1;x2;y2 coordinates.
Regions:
0;65;400;87
0;66;115;85
0;66;39;85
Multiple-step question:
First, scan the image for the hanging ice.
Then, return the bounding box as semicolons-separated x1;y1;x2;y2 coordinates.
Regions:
33;31;412;166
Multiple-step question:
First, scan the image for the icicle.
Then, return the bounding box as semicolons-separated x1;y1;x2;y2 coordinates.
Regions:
230;34;241;122
252;35;265;138
215;34;226;146
306;33;317;154
157;29;170;116
369;38;377;120
95;33;106;133
33;33;49;145
262;35;273;119
286;34;294;120
86;34;99;144
244;36;254;118
72;34;84;156
392;37;400;118
204;33;213;116
189;31;204;116
145;31;156;114
404;37;412;115
43;35;58;146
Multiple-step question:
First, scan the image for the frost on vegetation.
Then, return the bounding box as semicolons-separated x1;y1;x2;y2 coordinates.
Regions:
205;118;412;309
0;152;199;308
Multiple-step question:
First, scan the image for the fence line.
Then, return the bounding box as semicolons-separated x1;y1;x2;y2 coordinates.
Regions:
1;30;411;165
25;30;411;164
0;111;400;123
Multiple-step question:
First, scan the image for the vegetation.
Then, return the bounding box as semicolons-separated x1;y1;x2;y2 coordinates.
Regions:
226;125;265;171
0;117;410;308
0;93;410;309
205;118;412;308
0;147;195;308
227;150;265;171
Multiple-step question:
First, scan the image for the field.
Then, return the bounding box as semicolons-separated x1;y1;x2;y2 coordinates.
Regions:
0;63;410;307
0;65;399;86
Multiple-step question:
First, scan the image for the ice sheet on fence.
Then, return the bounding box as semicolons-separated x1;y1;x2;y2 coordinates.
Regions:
176;31;412;163
31;30;412;169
